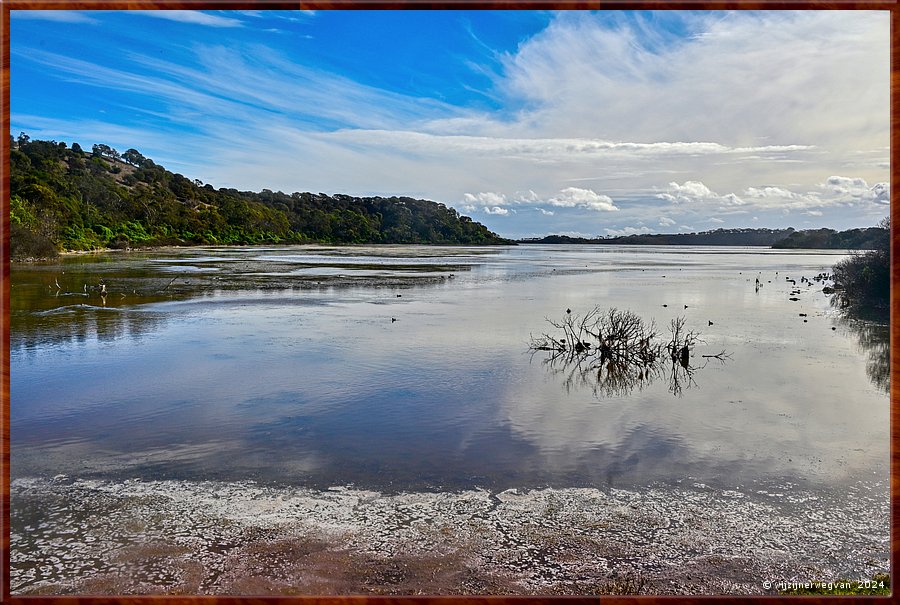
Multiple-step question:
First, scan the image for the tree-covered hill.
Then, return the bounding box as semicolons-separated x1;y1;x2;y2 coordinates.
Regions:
9;134;508;259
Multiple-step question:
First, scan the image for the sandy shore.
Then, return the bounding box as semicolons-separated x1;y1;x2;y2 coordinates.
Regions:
11;476;888;595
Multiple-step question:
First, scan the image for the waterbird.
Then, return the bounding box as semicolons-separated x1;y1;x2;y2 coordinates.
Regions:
684;304;688;309
662;304;668;308
566;308;571;314
391;317;397;323
708;320;714;326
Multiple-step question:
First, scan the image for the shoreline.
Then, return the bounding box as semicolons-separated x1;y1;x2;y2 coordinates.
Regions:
23;240;517;262
11;476;889;596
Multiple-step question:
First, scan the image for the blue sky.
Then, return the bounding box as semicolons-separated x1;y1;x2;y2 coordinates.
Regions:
11;9;890;238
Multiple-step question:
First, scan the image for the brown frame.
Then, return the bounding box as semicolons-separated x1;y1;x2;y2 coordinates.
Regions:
0;1;896;603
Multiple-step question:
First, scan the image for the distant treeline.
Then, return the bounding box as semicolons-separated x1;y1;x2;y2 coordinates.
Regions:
522;225;889;250
9;135;508;259
770;227;888;250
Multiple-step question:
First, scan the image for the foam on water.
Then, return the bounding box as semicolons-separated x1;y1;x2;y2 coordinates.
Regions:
11;476;888;595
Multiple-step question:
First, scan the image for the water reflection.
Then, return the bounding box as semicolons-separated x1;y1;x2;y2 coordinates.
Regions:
835;316;890;393
11;304;165;353
529;307;730;397
537;351;728;398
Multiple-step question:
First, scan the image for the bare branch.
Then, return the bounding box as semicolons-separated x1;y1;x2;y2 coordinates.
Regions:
529;307;728;397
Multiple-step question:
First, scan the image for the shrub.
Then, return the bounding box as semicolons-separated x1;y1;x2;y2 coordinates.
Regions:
831;217;890;319
10;223;59;260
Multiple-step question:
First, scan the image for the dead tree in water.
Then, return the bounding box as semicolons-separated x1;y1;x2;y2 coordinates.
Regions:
666;316;700;367
531;307;663;365
530;307;727;397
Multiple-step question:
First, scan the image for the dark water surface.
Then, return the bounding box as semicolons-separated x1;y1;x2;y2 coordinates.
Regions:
11;245;889;492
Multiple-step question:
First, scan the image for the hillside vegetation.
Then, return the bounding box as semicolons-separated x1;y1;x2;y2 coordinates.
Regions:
9;135;507;259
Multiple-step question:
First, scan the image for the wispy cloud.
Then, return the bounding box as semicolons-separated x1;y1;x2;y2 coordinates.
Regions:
11;10;98;24
329;129;813;162
496;11;888;153
131;10;245;28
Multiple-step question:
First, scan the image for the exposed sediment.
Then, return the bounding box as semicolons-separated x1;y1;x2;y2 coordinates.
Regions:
11;477;888;595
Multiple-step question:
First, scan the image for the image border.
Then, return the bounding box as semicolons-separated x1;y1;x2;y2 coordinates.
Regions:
0;0;896;601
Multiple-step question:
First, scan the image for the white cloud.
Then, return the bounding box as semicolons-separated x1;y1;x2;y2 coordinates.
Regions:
744;186;804;199
463;191;508;206
657;180;712;203
131;10;244;28
743;185;821;208
498;11;887;154
483;206;509;216
516;190;540;203
805;210;824;216
604;226;651;237
551;230;596;239
707;217;725;224
656;181;743;206
823;176;889;204
548;187;618;211
658;217;676;227
537;208;555;216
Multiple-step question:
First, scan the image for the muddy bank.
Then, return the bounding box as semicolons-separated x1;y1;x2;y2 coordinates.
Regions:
11;477;888;595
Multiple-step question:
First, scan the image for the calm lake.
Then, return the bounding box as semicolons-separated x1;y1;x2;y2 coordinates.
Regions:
11;244;888;492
